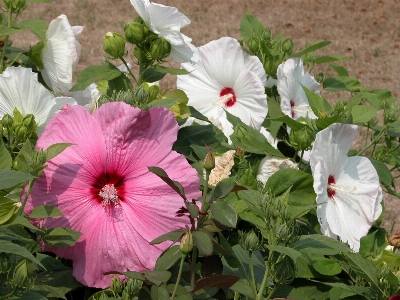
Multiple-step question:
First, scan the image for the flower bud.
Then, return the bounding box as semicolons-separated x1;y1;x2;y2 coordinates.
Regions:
261;28;272;41
150;37;171;61
4;0;26;12
133;47;152;64
180;231;194;254
110;276;123;294
239;230;263;252
134;85;148;103
304;51;317;64
103;32;126;59
273;257;295;284
281;38;294;54
2;114;13;128
203;148;215;170
188;203;199;219
15;124;28;141
13;259;32;288
289;126;315;151
124;22;147;44
247;37;260;53
125;278;143;297
148;84;160;101
385;108;399;124
22;114;37;132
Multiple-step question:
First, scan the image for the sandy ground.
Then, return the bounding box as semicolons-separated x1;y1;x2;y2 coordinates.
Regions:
11;0;400;232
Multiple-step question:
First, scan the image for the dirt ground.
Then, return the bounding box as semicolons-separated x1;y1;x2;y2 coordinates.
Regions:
12;0;400;232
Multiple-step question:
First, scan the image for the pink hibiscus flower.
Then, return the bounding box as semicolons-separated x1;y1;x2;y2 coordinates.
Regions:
24;102;200;288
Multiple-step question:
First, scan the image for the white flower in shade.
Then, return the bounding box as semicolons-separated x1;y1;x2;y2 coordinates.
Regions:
130;0;198;64
310;123;382;252
256;156;298;185
208;150;236;186
177;37;268;139
278;57;319;120
41;14;83;95
72;83;100;113
0;66;76;134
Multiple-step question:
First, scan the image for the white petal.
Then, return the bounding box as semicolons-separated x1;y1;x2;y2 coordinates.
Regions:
169;40;198;64
72;83;100;112
130;0;151;25
260;127;278;149
243;55;267;86
41;39;74;95
257;156;298;184
148;3;190;33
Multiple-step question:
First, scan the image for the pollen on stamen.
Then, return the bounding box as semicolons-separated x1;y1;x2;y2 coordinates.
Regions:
99;184;120;207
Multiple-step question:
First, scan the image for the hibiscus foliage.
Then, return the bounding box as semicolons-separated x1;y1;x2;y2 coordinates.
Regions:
0;0;400;299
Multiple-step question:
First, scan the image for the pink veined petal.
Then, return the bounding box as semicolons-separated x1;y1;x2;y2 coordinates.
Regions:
229;70;268;127
41;38;74;95
130;0;151;25
310;123;358;174
200;37;246;87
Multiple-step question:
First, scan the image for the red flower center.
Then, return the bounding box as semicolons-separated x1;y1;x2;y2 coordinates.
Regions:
327;175;336;198
220;87;236;107
91;172;125;207
290;100;295;118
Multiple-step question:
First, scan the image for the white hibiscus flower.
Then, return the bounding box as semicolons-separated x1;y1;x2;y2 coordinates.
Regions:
0;66;76;134
177;37;268;140
130;0;198;64
310;123;382;252
277;57;319;120
41;14;82;95
256;156;298;185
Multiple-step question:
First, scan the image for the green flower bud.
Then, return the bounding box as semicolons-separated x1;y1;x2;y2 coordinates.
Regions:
133;47;152;64
273;257;295;284
188;203;199;219
150;37;171;61
134;86;148;103
247;37;260;53
385;108;399;124
125;277;143;296
203;147;215;170
261;28;272;41
103;32;126;59
147;84;160;101
110;276;123;294
289;126;315;151
281;38;294;54
239;230;263;252
4;0;26;12
2;114;13;128
22;114;37;132
15;124;28;141
263;57;276;77
304;51;317;64
180;231;194;254
124;22;147;44
13;259;32;288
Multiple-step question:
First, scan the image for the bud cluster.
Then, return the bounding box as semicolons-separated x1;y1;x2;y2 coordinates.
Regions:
2;109;38;143
4;0;26;13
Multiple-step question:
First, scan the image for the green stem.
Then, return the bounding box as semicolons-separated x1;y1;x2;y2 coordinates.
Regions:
0;9;12;73
264;285;278;300
201;170;210;213
256;261;270;300
170;254;186;300
249;251;257;296
120;57;137;84
356;126;387;156
8;52;22;67
19;180;35;216
190;246;198;290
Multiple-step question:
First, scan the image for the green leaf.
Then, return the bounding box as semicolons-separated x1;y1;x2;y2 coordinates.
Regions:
226;111;284;157
36;253;70;271
314;55;349;64
107;71;133;94
291;235;351;255
141;68;166;83
323;76;362;92
302;84;332;117
30;41;45;69
0;240;44;268
369;158;393;187
0;25;21;36
43;228;82;247
351;105;377;124
240;14;264;42
0;139;12;170
0;170;35;189
104;270;145;281
342;252;379;288
70;65;123;91
44;143;73;161
15;291;48;299
273;279;331;300
210;200;237;228
0;197;20;225
143;270;171;286
322;282;372;300
266;245;302;262
151;285;170;300
150;229;185;245
33;269;82;299
229;279;256;299
9;216;38;231
155;245;181;271
18;19;47;44
192;274;239;293
291;40;331;57
29;205;63;219
269;115;308;131
148;166;187;200
192;231;213;256
359;228;386;257
154;65;190;75
213;182;247;199
330;64;349;76
265;168;313;198
311;257;342;276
